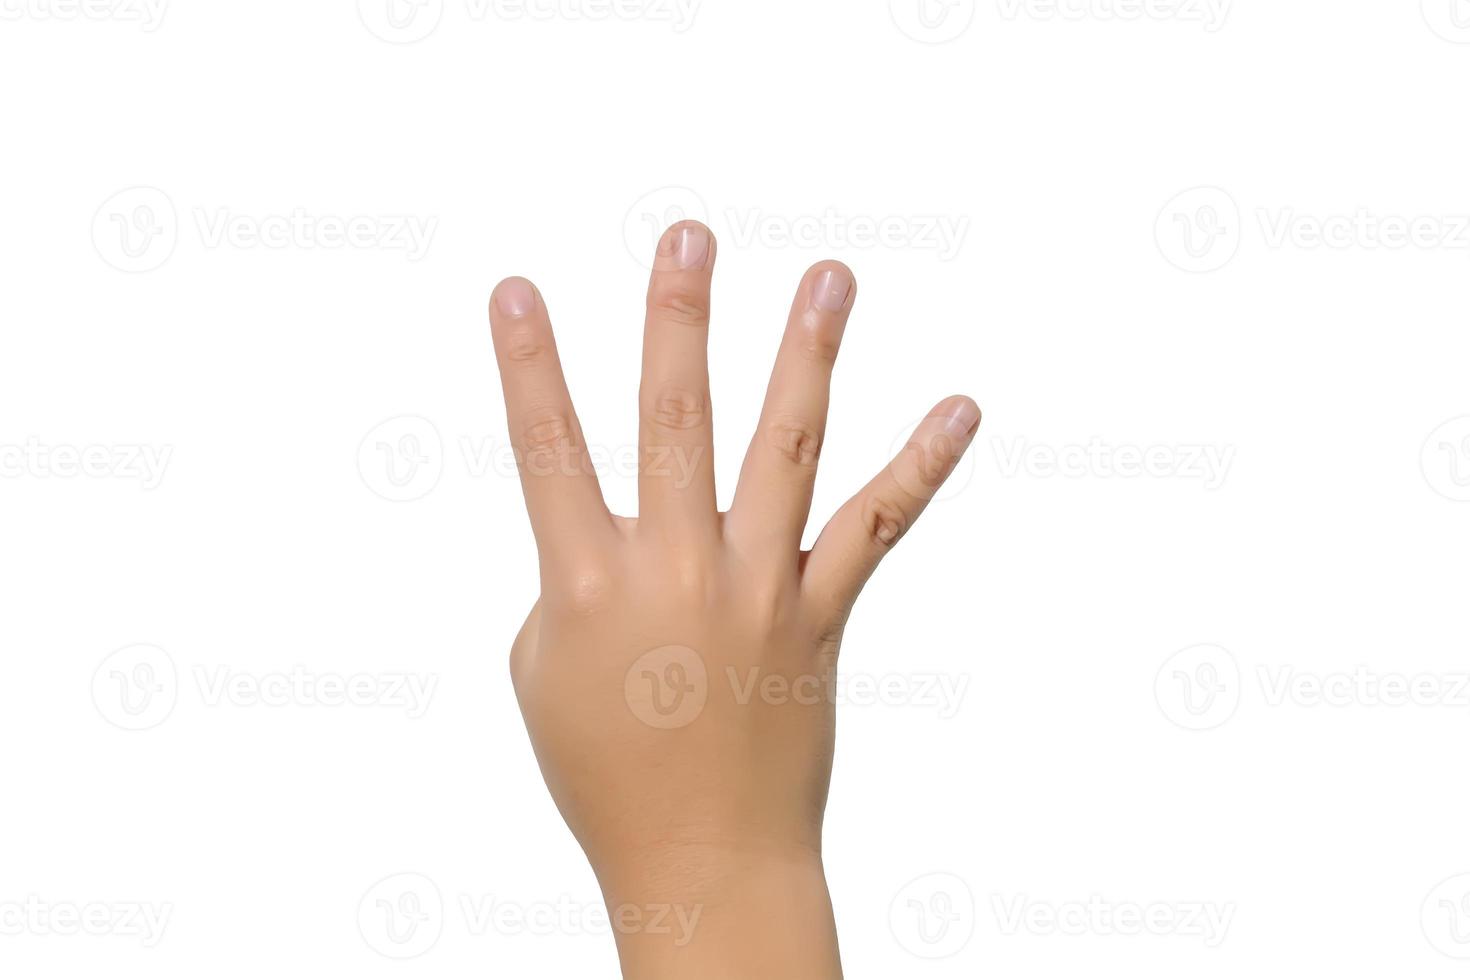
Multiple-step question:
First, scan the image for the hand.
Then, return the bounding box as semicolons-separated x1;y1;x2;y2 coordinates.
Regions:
489;221;980;979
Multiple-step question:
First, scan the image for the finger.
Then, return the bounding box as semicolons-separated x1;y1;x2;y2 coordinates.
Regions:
638;221;718;534
802;396;981;615
489;276;612;557
727;261;855;554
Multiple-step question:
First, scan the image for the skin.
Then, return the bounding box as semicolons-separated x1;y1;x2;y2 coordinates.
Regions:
488;220;980;979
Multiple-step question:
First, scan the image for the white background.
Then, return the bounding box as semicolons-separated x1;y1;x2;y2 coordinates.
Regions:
2;0;1469;976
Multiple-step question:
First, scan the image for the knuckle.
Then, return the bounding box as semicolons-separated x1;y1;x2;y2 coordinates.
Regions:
503;326;547;363
862;494;910;551
766;418;822;467
795;329;841;364
647;386;707;432
556;567;615;618
648;286;711;328
647;552;712;605
521;411;573;453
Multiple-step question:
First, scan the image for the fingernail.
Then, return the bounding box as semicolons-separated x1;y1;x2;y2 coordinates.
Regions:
810;267;853;313
496;278;535;317
936;397;981;441
659;224;710;271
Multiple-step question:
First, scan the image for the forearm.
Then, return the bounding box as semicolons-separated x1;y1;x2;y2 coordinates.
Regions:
604;853;843;980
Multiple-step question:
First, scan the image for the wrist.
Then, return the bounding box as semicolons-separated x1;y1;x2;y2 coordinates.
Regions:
598;845;842;980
